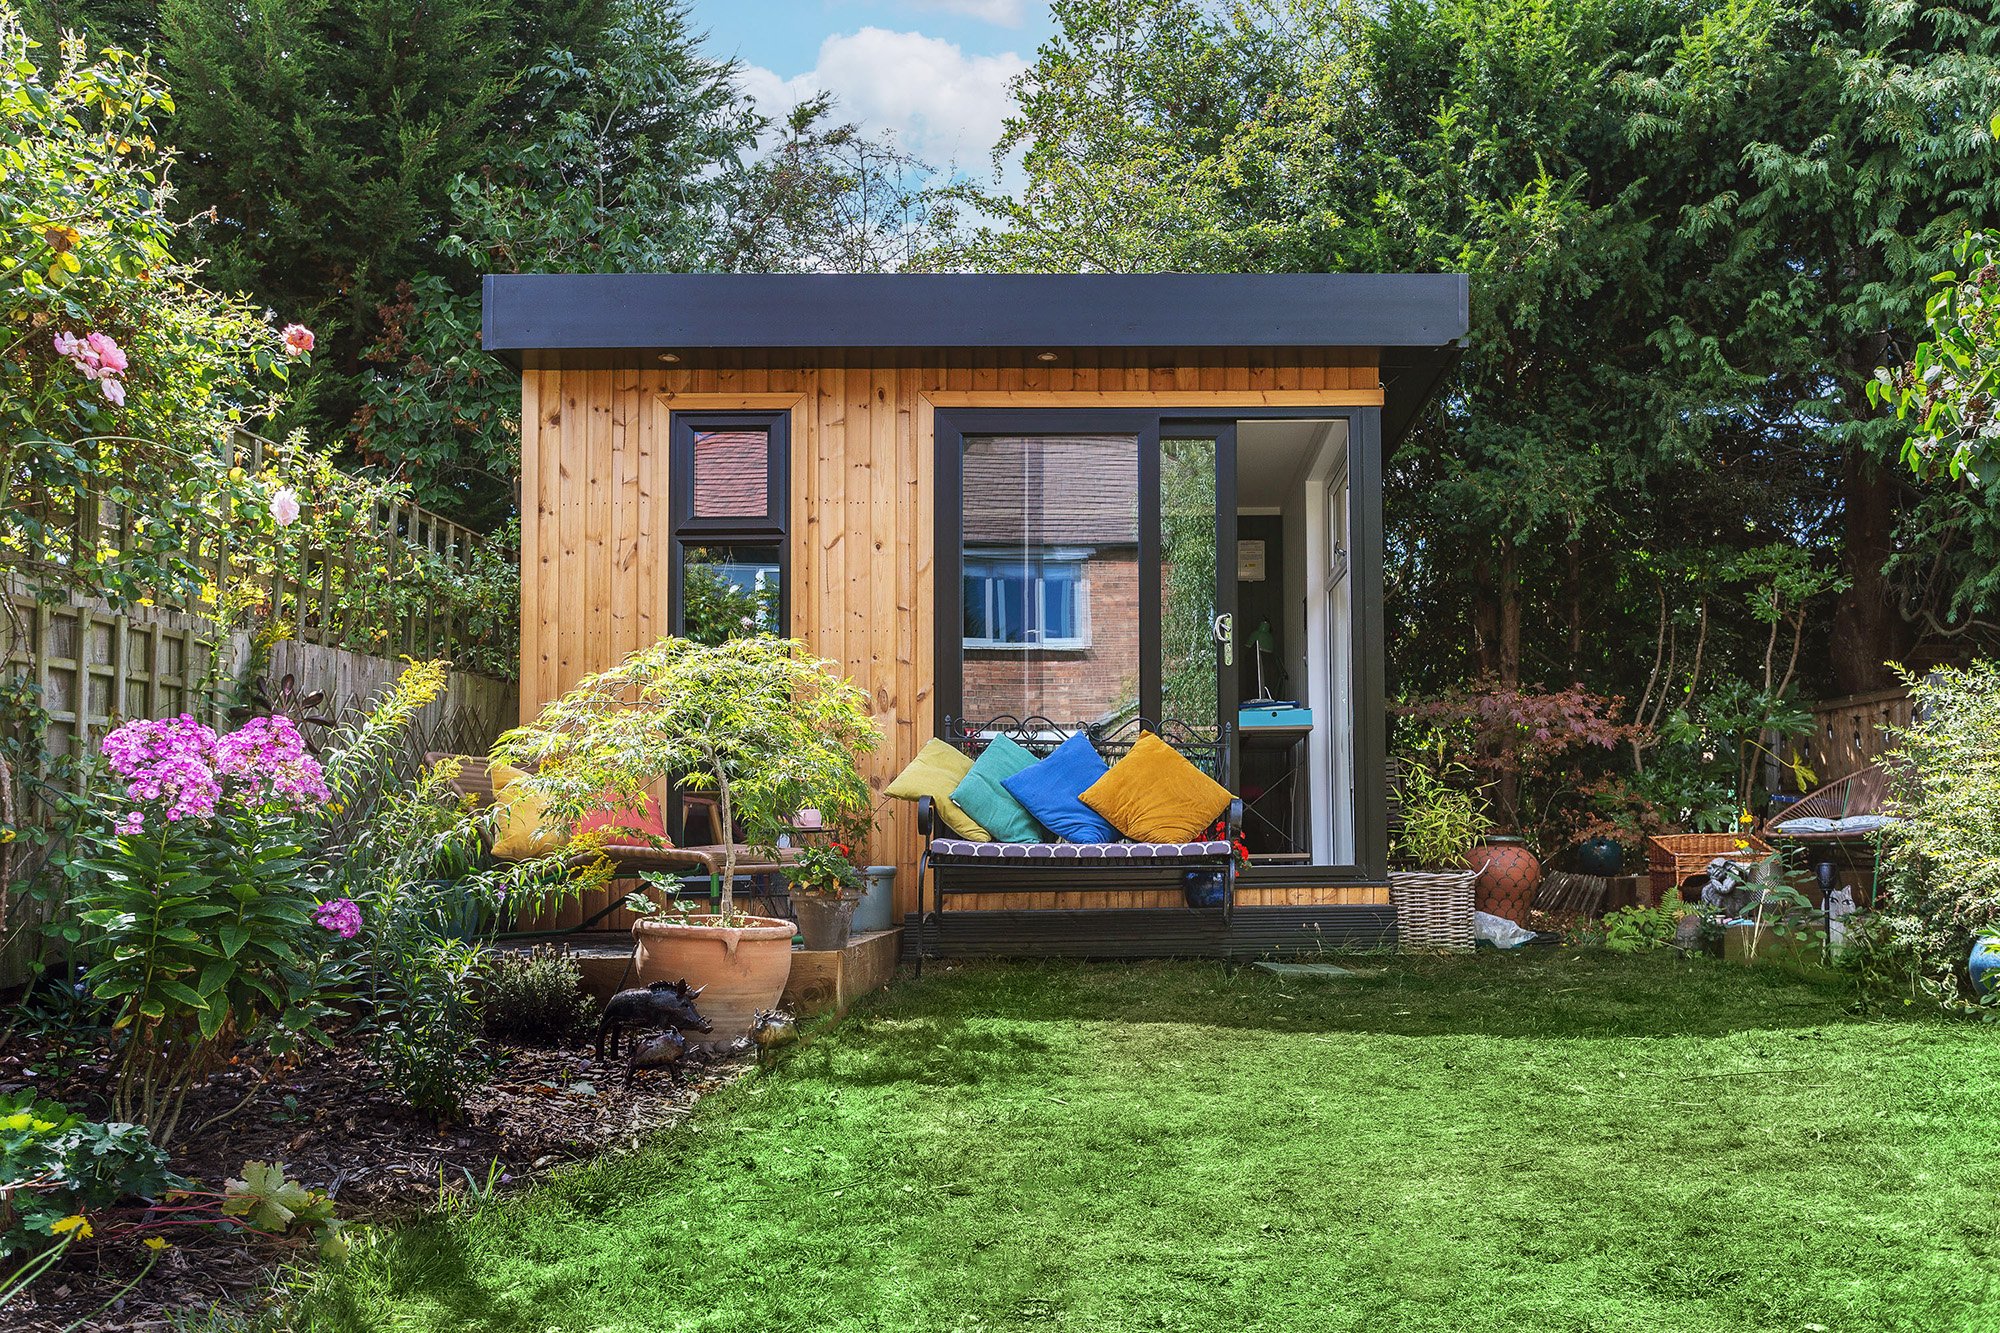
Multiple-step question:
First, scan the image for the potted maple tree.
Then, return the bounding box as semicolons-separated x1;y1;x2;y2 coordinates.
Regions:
496;636;877;1033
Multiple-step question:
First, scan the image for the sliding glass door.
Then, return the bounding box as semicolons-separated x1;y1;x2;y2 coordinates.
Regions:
937;413;1235;764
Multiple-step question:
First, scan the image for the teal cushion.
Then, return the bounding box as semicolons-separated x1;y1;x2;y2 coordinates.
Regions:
949;735;1049;843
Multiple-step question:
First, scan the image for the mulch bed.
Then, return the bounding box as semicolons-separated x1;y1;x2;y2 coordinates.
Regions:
0;1024;750;1332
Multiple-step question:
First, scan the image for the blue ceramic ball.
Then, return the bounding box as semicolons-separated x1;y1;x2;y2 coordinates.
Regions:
1970;937;2000;996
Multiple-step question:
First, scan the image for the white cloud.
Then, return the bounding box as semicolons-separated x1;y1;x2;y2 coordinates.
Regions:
906;0;1028;25
740;27;1026;174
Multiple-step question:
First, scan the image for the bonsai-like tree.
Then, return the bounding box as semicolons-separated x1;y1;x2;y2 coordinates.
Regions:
494;636;879;919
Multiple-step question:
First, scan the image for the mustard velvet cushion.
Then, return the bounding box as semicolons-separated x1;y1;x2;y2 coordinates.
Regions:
884;739;991;841
1079;732;1234;844
488;761;572;861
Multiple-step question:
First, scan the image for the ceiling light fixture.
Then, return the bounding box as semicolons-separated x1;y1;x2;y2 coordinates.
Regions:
1035;350;1060;363
658;352;682;364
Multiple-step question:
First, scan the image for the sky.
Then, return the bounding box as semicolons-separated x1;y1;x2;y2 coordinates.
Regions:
688;1;1058;179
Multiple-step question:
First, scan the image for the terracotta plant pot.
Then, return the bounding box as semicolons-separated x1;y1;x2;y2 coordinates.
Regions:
1466;836;1541;922
631;915;795;1039
793;890;862;952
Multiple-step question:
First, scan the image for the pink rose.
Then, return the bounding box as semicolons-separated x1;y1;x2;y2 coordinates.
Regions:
269;487;301;527
86;332;128;374
101;377;126;406
53;332;83;358
282;324;315;358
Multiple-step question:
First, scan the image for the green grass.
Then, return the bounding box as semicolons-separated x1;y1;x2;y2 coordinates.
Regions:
294;952;2000;1332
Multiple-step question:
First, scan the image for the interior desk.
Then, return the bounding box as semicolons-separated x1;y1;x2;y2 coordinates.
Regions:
1239;721;1312;862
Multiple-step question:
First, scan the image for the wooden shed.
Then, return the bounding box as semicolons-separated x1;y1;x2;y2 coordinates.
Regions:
484;273;1468;956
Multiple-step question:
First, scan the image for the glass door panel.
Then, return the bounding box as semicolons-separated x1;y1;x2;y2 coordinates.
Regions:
959;434;1140;732
1160;436;1223;741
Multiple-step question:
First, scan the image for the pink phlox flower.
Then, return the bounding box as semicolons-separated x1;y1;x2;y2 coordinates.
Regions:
268;487;301;527
101;716;221;823
215;716;330;808
282;324;314;358
114;810;144;837
313;898;362;940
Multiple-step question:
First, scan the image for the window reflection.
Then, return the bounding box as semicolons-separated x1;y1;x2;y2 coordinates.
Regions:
961;435;1138;727
691;429;770;519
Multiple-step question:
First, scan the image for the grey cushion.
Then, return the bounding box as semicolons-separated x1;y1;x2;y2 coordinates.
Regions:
928;839;1232;859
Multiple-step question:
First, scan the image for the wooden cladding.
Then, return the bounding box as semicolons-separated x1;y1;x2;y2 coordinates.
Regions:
518;348;1382;921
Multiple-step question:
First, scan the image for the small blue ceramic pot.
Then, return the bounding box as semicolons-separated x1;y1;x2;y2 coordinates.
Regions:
1183;869;1229;910
1576;837;1624;877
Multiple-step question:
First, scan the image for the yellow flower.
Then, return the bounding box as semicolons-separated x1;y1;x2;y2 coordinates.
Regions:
136;596;153;607
142;1236;168;1252
51;1214;92;1239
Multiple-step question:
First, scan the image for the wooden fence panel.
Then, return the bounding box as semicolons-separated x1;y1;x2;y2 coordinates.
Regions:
1796;688;1914;788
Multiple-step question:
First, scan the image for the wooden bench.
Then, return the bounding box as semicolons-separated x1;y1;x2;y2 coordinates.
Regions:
427;753;800;927
912;718;1241;973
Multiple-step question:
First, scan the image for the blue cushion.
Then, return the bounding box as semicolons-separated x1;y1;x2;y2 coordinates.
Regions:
1001;732;1118;843
949;735;1049;843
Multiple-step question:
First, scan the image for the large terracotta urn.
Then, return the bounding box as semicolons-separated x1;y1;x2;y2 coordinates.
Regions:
631;915;795;1039
1466;836;1541;922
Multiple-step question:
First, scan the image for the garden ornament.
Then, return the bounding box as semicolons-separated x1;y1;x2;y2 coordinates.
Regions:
596;979;712;1058
749;1008;798;1065
626;1029;688;1081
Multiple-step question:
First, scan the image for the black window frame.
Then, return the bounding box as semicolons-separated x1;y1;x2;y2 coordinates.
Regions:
668;411;791;640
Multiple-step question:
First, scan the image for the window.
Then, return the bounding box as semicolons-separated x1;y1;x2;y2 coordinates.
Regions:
964;552;1090;649
670;414;788;644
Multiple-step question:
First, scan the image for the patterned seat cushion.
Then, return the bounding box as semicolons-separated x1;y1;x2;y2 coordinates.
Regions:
928;838;1232;859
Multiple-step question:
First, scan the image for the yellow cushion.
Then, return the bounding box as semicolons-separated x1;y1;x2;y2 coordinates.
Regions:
488;761;570;860
1079;732;1234;843
884;738;991;842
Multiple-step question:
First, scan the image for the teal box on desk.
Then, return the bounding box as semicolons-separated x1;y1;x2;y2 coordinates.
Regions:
1239;704;1313;728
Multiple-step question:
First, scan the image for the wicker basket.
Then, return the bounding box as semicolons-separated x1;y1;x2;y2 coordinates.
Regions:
1390;869;1479;950
1644;832;1777;905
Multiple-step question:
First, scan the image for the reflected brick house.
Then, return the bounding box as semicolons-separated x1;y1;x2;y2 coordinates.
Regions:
960;435;1140;726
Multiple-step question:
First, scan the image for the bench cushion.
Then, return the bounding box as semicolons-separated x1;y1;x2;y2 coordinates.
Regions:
950;734;1049;843
1000;731;1118;842
1081;732;1234;843
929;838;1231;859
887;738;992;841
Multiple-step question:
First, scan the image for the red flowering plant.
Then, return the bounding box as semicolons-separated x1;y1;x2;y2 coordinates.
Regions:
780;809;873;898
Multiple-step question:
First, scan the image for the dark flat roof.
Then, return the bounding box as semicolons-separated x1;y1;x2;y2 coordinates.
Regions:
482;273;1469;354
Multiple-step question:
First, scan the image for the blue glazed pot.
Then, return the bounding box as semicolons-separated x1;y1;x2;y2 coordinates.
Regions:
1183;869;1229;910
1970;937;2000;996
1576;837;1624;877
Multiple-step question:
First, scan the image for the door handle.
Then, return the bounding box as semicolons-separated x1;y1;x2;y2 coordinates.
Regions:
1213;612;1234;667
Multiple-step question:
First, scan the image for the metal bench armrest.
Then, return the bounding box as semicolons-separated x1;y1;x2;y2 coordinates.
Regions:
916;795;938;838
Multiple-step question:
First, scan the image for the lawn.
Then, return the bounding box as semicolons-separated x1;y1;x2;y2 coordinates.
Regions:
291;951;2000;1333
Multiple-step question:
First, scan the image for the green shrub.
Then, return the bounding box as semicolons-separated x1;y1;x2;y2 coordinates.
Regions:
1878;663;2000;1004
1391;737;1494;869
0;1094;181;1258
484;946;596;1046
1602;892;1691;953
